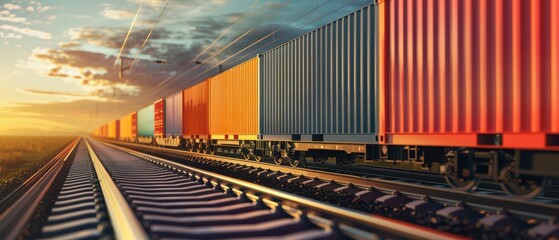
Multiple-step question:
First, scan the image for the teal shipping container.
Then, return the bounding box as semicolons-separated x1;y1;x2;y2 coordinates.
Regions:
137;104;155;137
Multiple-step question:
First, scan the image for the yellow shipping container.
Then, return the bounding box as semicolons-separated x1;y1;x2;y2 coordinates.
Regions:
209;57;259;139
119;113;133;141
108;120;119;140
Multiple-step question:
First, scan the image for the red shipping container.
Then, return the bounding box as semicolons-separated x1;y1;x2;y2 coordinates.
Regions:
378;0;559;150
154;99;165;137
132;112;137;138
183;79;210;139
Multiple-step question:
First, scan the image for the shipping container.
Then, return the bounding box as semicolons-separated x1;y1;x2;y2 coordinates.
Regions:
119;112;135;141
137;105;155;137
102;124;108;138
165;92;183;137
260;4;379;143
131;112;137;138
183;79;210;139
154;99;165;137
209;57;259;139
108;120;120;140
378;0;559;149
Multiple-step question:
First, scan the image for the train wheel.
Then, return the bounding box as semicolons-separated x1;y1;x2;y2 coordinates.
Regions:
273;156;284;165
499;167;548;199
253;149;264;162
197;144;206;153
444;175;481;191
242;151;251;160
206;145;215;155
313;157;328;163
442;148;480;191
185;142;192;152
337;155;356;165
288;152;302;167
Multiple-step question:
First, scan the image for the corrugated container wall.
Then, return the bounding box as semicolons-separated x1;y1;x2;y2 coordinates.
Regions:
210;57;259;136
379;0;559;148
131;112;137;138
183;79;209;137
165;92;183;137
260;4;378;138
119;113;134;140
154;99;165;137
137;105;155;137
108;120;120;140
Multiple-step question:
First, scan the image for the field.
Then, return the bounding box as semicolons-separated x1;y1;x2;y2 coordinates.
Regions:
0;136;75;188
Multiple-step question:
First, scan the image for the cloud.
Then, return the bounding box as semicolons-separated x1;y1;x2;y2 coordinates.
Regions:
0;24;51;39
37;6;51;12
102;8;135;20
0;32;22;39
68;27;178;51
22;89;92;97
59;41;81;48
0;15;27;23
3;3;21;11
28;48;153;100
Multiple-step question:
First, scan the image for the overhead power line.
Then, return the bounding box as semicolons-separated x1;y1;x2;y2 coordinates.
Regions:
115;0;145;67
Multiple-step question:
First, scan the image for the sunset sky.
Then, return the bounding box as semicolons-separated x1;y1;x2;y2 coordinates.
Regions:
0;0;370;136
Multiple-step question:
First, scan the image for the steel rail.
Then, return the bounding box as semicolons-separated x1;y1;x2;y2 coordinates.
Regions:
0;137;80;240
104;139;559;219
98;139;468;240
85;139;149;240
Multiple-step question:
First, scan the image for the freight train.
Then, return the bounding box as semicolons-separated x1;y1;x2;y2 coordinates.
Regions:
93;1;559;199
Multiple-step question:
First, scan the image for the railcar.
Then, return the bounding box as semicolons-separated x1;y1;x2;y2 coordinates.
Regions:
157;92;183;147
119;112;137;142
107;120;120;140
182;79;210;152
137;104;155;144
375;0;559;198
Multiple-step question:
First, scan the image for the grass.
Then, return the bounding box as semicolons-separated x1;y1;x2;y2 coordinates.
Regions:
0;136;75;187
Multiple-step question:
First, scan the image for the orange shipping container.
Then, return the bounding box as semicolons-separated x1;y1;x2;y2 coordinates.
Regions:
183;79;210;139
102;124;108;138
108;120;120;140
119;112;134;141
379;0;559;149
209;57;259;139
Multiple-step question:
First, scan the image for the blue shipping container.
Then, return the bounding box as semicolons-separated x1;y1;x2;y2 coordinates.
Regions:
259;3;378;143
165;92;183;136
137;105;155;137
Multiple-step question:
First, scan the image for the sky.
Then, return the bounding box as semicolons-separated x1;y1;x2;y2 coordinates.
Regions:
0;0;371;136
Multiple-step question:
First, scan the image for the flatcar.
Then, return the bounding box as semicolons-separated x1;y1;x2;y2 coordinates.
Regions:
94;0;559;198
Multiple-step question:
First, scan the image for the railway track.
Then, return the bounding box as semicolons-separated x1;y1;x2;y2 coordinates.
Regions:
0;138;463;239
102;139;559;239
0;138;80;239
